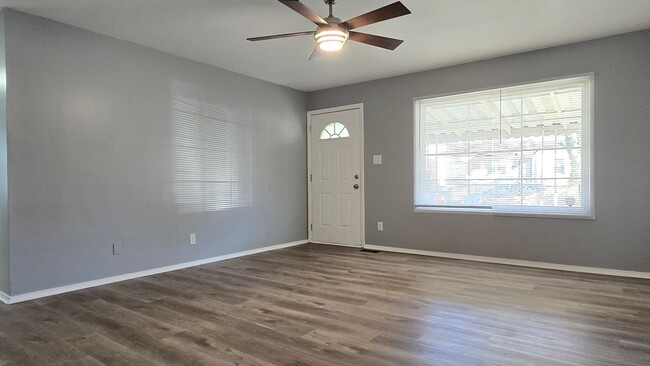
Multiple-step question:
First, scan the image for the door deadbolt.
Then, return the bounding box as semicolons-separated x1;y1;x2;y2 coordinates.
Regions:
354;174;359;179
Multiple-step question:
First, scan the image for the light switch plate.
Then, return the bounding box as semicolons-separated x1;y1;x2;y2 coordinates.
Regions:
377;221;384;231
373;155;382;165
113;242;122;255
189;233;197;245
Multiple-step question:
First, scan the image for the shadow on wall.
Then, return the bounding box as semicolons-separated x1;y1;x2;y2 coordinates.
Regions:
168;79;252;214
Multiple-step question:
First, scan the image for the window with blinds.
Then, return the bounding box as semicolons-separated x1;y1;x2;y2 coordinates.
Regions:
414;75;593;218
170;79;252;214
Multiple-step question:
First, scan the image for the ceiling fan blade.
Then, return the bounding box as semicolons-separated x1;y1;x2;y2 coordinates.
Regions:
309;46;326;61
342;1;411;30
348;31;404;50
247;31;314;42
279;0;328;26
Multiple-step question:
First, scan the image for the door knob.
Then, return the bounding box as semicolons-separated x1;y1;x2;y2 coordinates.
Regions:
353;184;359;189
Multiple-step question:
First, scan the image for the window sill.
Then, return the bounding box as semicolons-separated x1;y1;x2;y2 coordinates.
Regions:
414;206;595;220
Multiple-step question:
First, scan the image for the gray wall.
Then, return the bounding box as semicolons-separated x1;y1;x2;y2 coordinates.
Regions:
0;10;9;295
308;30;650;272
4;9;307;295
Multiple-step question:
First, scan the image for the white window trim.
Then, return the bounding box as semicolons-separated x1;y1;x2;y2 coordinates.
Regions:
413;73;595;220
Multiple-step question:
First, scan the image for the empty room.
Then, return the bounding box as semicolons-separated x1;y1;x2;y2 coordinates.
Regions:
0;0;649;365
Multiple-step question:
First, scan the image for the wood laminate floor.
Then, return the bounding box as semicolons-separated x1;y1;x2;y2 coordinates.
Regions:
1;243;649;365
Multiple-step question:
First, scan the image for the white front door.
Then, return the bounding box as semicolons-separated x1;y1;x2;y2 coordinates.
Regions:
310;107;362;246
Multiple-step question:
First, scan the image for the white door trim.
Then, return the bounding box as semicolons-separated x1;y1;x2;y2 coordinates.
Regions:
307;103;365;248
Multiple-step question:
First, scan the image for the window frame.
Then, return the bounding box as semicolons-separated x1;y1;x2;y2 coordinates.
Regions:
413;74;595;220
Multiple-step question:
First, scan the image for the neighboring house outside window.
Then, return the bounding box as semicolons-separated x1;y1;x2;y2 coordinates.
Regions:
414;75;593;218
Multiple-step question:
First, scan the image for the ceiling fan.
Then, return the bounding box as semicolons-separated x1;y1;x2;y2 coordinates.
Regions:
247;0;411;60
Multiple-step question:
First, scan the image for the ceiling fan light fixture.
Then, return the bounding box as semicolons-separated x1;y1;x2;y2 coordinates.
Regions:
315;28;348;52
247;1;411;59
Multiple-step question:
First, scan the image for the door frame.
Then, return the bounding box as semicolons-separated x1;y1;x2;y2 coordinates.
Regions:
307;103;365;248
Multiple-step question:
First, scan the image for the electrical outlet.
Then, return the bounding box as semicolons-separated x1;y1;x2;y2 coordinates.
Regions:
377;221;384;231
113;242;122;255
189;233;197;245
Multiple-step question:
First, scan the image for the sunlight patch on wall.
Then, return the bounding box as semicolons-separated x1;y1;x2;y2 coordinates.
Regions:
170;79;251;214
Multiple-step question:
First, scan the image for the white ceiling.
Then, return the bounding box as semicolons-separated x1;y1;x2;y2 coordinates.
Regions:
2;0;650;91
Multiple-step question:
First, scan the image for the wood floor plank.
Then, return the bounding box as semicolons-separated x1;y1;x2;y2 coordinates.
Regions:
0;332;58;366
1;243;649;365
65;332;158;366
53;355;107;366
0;307;88;364
160;330;276;366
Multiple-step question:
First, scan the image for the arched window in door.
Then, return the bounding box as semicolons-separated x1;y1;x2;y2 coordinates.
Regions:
320;122;349;140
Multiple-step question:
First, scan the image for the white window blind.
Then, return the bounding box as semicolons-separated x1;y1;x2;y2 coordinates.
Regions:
170;79;252;214
415;75;593;218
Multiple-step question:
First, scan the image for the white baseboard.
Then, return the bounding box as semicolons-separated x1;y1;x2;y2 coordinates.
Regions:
363;244;650;280
0;291;9;304
2;239;308;305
